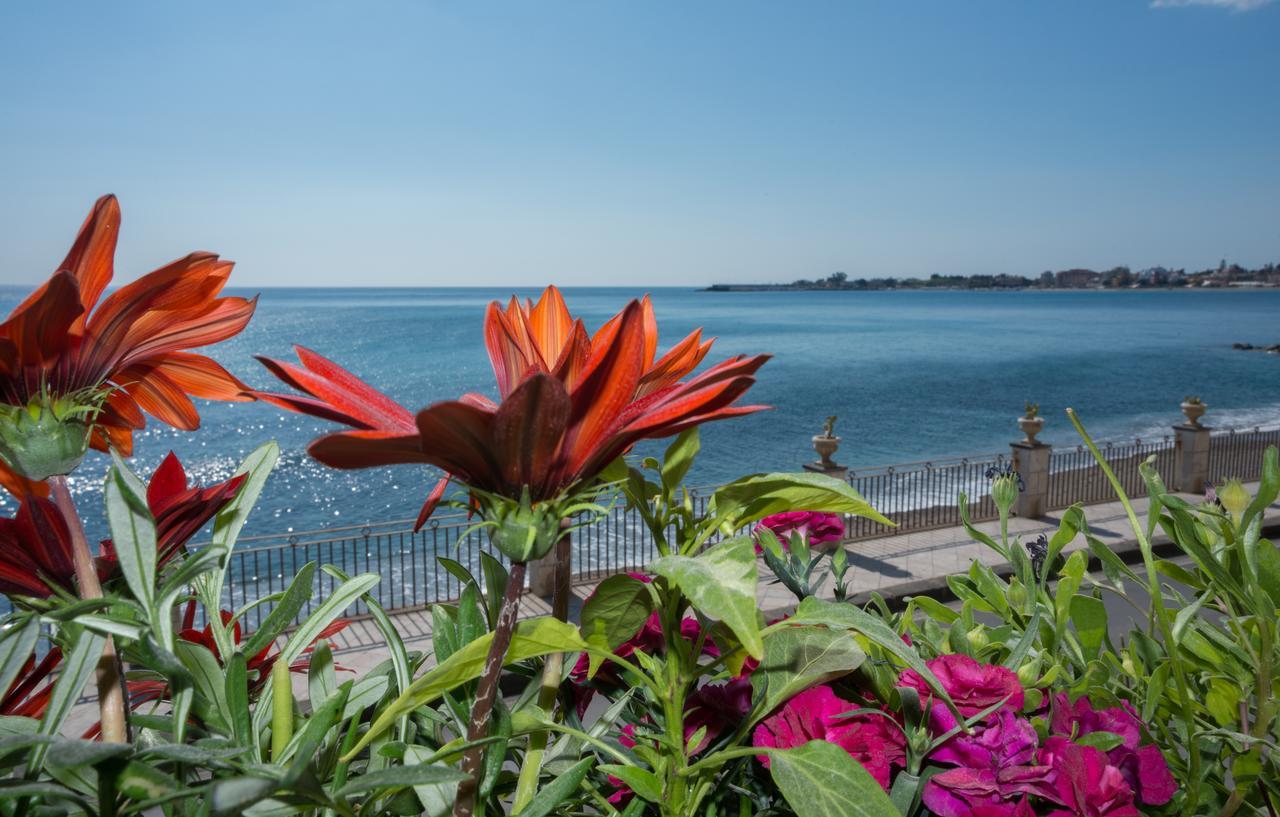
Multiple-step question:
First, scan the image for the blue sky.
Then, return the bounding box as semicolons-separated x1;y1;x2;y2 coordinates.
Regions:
1;1;1277;287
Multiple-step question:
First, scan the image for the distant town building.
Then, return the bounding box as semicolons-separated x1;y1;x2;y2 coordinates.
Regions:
1054;269;1101;289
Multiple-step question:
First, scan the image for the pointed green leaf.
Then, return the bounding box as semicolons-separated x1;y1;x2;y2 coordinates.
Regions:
650;536;762;659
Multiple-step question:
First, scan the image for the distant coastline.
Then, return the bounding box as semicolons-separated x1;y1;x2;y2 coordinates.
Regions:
705;262;1280;292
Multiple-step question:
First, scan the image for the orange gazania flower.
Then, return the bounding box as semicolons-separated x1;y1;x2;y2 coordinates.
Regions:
0;195;256;496
252;286;769;525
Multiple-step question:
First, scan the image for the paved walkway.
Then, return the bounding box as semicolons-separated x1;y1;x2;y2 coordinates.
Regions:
325;485;1279;676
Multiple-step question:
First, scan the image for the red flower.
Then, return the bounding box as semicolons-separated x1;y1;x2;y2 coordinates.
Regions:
97;451;245;573
1040;736;1141;817
0;496;80;599
898;653;1024;732
0;195;255;496
754;510;846;552
1049;693;1175;807
0;647;61;718
752;685;906;790
251;287;769;527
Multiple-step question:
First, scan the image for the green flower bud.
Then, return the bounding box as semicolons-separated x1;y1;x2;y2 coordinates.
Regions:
1217;479;1251;521
1016;657;1041;687
967;625;989;650
991;473;1021;515
1007;578;1027;609
0;396;94;481
484;487;565;563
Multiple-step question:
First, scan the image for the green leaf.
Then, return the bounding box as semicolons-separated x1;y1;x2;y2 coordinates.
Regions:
751;625;865;721
210;776;278;815
661;429;700;492
712;471;891;530
580;574;654;677
788;598;960;722
513;757;592;817
347;617;588;759
176;640;233;733
240;562;318;659
0;619;39;703
650;536;763;659
336;764;468;798
1068;595;1107;658
29;630;103;769
1075;731;1125;751
106;454;159;609
479;552;510;631
769;740;899;817
598;765;662;802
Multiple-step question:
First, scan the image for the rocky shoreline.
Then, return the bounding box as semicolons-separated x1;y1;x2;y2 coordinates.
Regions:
1233;342;1280;353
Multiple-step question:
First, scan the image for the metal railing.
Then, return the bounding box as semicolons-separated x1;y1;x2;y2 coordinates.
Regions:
1046;436;1177;509
190;424;1278;627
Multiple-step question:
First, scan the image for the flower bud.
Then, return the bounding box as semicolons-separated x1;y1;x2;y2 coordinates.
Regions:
992;474;1021;514
1217;479;1251;521
1007;578;1027;609
483;487;564;563
0;397;93;481
1016;657;1041;687
967;626;989;650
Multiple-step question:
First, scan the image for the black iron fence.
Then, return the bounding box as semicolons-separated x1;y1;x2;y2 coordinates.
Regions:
192;424;1277;627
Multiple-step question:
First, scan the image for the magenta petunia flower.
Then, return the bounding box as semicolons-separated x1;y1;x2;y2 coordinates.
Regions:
1040;736;1141;817
754;510;846;552
752;685;905;790
922;709;1057;817
1049;693;1175;806
898;653;1024;732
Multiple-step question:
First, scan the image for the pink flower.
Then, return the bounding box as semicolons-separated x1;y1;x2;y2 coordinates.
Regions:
752;685;905;790
1049;694;1175;807
898;653;1024;732
754;511;845;552
970;800;1037;817
684;677;752;754
1040;736;1141;817
923;710;1057;817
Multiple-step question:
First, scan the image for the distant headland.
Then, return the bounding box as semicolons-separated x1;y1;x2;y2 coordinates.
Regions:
704;261;1280;292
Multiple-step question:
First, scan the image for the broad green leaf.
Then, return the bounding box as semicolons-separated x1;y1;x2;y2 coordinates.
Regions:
751;625;864;721
106;454;158;609
346;617;587;759
650;536;762;659
769;740;899;817
598;765;662;803
789;598;960;721
512;757;593;817
661;429;700;492
580;574;654;677
712;471;891;530
239;562;318;659
1068;595;1107;658
1075;731;1125;751
210;776;278;815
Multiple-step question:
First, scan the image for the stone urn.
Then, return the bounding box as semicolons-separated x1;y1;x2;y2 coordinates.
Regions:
1181;400;1207;427
812;434;841;469
1018;415;1045;445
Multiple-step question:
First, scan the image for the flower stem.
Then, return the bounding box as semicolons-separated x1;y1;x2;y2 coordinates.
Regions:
511;532;571;814
48;475;129;743
453;559;527;817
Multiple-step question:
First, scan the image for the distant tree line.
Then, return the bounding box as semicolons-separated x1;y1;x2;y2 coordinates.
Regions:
780;261;1280;291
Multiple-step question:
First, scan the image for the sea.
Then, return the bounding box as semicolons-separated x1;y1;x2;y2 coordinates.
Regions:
2;286;1278;542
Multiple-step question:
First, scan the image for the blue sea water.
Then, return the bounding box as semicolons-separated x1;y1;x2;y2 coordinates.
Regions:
1;286;1278;541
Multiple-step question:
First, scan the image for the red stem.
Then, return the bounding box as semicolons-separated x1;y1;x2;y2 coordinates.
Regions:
453;560;527;817
48;476;129;743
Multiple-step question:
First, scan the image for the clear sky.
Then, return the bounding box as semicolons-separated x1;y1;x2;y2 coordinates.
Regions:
1;0;1277;288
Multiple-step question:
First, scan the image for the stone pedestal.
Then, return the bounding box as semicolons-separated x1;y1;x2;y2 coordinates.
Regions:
802;462;848;481
527;532;572;609
527;553;556;596
1173;423;1212;494
1010;442;1051;518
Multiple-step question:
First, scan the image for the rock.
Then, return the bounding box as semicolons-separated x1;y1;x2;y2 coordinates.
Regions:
1233;342;1256;350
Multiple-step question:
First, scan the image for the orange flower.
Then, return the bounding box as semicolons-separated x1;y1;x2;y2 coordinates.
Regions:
0;196;256;495
252;286;769;527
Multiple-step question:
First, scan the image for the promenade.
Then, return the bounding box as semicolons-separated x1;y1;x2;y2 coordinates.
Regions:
326;483;1280;676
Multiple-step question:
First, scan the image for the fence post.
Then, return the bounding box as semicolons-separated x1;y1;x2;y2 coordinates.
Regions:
1173;420;1212;495
1010;441;1051;518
